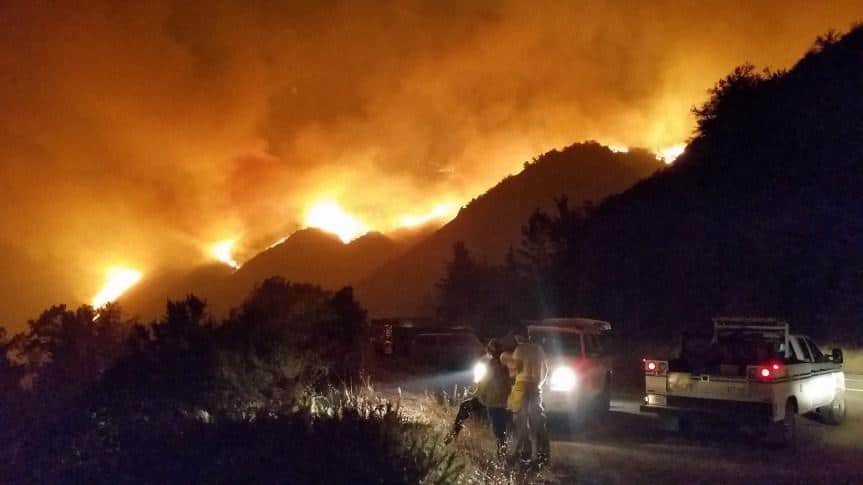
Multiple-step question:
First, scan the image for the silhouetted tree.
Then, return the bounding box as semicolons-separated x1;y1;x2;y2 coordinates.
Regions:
528;25;863;339
0;326;25;433
436;241;483;325
9;303;130;413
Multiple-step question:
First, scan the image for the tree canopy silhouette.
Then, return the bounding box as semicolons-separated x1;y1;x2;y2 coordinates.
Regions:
434;25;863;342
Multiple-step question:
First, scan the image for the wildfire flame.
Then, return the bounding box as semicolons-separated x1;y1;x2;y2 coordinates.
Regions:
211;239;240;269
657;144;686;164
92;267;142;308
608;144;630;153
266;236;289;250
398;202;459;228
304;200;369;243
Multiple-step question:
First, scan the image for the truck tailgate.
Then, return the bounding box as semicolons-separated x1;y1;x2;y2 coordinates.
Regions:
667;372;752;399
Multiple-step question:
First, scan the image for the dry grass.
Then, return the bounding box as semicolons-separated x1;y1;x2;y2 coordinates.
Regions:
392;384;561;484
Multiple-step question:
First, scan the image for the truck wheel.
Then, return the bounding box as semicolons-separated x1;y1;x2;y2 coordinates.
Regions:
778;400;797;447
597;390;611;414
821;394;846;425
595;382;611;415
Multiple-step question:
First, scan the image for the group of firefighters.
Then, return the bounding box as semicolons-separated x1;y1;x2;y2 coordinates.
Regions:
445;331;550;470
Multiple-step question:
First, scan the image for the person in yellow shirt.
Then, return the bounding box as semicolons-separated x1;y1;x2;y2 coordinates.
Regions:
445;339;512;457
501;332;550;469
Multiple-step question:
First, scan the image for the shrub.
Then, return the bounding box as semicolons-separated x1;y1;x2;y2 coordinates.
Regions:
11;387;463;485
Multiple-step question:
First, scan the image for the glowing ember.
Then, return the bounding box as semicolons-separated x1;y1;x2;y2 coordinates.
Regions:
657;143;686;164
398;202;459;228
304;200;369;243
211;239;240;269
92;267;142;308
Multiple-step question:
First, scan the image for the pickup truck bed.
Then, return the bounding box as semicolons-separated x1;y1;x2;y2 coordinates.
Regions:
640;318;846;441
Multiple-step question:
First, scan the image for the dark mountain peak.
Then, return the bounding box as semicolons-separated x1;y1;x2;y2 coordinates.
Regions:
459;141;663;217
276;227;344;248
357;141;663;317
349;231;391;246
119;262;235;322
347;231;398;256
121;226;402;321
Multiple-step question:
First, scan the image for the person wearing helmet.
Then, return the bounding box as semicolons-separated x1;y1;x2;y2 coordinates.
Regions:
446;338;512;457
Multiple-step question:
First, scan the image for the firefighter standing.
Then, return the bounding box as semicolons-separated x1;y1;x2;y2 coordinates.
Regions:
501;332;550;469
446;339;512;457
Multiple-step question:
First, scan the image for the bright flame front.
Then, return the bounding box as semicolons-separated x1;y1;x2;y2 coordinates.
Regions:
211;239;240;269
657;144;686;164
304;200;369;243
92;267;142;308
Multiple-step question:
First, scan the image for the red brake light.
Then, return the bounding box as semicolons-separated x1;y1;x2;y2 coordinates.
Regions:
643;359;667;376
753;361;783;381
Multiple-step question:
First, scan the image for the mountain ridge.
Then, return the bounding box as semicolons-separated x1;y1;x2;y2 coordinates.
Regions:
533;26;863;339
355;142;665;317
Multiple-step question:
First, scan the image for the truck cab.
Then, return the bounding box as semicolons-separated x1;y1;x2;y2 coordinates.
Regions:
641;317;846;444
526;318;613;417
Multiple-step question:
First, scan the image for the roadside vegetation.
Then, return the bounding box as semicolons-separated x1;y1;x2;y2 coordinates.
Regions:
0;278;464;484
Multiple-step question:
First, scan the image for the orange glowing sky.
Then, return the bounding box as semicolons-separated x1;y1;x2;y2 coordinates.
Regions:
0;1;860;328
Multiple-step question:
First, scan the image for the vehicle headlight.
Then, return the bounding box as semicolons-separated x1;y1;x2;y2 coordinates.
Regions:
549;366;577;392
473;361;488;383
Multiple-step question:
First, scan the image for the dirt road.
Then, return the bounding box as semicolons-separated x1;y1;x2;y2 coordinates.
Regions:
371;347;863;484
552;374;863;484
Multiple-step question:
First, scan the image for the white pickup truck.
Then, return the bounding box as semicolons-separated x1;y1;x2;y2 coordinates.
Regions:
640;317;846;444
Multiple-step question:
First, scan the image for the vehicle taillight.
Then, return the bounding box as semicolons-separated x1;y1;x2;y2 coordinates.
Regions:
643;359;668;376
749;361;784;381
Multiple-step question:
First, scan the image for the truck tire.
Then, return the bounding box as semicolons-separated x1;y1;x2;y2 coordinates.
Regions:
595;374;612;416
821;394;846;425
778;399;797;447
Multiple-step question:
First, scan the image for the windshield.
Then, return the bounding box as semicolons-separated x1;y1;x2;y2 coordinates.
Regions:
583;333;605;356
531;332;582;356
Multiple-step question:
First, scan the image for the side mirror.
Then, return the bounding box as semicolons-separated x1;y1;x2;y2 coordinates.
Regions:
832;348;844;364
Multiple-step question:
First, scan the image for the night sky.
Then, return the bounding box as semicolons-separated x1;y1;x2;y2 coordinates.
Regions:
0;0;861;329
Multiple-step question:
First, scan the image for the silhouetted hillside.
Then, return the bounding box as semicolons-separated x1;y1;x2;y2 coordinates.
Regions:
386;220;446;248
122;229;401;320
541;26;863;340
234;229;397;295
357;143;664;317
120;263;236;321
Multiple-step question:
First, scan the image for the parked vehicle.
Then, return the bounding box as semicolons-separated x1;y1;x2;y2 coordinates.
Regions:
640;317;846;445
411;332;485;370
525;318;613;417
369;318;436;356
